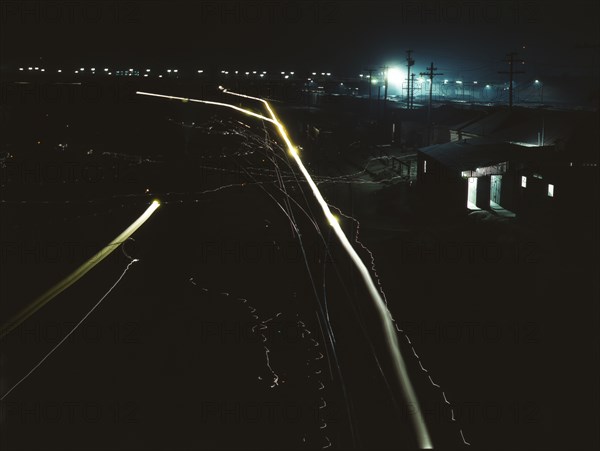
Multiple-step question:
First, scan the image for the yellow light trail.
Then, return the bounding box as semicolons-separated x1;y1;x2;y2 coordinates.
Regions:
0;200;160;339
137;90;433;449
136;91;276;124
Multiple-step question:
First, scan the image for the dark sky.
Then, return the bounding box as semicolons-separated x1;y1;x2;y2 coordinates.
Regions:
2;0;599;79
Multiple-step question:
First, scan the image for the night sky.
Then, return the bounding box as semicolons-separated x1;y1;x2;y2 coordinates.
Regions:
2;0;599;79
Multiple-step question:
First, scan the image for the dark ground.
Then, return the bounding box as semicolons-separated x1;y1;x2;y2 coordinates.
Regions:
0;80;598;450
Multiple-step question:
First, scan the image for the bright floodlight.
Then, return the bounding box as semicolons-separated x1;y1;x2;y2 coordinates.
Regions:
535;79;540;83
456;80;463;84
387;67;405;88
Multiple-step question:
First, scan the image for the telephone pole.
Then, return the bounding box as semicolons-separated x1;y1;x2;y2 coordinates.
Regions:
410;73;416;109
498;52;525;108
406;50;415;109
420;62;443;145
381;65;389;104
364;68;376;100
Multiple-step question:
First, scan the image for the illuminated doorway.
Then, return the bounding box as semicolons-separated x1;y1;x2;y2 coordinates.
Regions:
490;175;502;207
467;177;478;209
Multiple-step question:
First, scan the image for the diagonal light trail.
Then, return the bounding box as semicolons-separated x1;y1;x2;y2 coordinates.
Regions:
136;90;433;449
0;200;160;339
0;257;141;401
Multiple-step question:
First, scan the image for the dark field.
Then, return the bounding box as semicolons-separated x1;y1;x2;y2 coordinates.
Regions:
1;79;598;450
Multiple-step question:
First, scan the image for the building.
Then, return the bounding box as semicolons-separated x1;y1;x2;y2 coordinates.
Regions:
417;107;599;220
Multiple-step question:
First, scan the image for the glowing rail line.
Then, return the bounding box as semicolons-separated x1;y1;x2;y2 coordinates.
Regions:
0;200;160;339
136;90;433;449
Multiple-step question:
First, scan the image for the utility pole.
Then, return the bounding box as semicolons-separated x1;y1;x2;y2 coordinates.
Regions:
406;50;414;109
420;62;443;145
410;73;416;109
381;66;389;107
364;68;376;100
498;52;525;108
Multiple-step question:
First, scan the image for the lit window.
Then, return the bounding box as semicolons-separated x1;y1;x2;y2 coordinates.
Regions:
548;184;554;197
423;160;427;173
521;176;527;188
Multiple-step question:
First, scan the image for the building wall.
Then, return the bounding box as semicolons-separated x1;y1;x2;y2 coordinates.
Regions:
417;153;468;215
475;175;491;209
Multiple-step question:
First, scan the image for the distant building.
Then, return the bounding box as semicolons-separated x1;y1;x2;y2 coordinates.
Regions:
417;107;599;219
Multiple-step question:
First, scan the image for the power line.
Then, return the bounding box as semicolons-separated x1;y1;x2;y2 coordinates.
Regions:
364;68;376;100
406;50;415;109
420;62;443;145
498;52;525;108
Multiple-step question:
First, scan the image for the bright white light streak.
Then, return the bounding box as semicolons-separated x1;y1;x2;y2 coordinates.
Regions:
135;89;433;447
136;91;277;125
0;201;160;339
219;88;433;449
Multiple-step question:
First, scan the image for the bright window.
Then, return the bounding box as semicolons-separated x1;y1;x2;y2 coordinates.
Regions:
423;160;427;173
548;184;554;197
521;176;527;188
